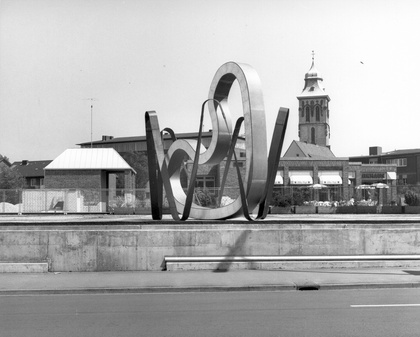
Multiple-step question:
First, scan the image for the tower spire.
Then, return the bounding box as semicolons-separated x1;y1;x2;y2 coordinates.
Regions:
296;54;331;148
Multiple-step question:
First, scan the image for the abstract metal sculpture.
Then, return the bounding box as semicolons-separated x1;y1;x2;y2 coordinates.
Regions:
146;62;289;220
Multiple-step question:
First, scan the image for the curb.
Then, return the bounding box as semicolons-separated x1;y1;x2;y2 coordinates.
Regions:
1;282;420;295
319;282;420;290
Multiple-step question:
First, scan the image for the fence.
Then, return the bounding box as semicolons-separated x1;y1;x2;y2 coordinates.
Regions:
0;185;419;214
0;189;108;214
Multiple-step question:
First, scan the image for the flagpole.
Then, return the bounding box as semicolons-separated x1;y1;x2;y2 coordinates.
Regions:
83;98;97;148
90;103;93;148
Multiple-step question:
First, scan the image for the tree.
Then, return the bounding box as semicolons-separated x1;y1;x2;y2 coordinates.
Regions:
0;155;25;204
119;151;149;188
0;165;25;190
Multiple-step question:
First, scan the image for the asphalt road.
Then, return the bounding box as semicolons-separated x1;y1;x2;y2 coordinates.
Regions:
2;289;420;337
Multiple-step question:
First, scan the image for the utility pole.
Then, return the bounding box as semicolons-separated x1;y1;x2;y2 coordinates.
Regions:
83;98;97;148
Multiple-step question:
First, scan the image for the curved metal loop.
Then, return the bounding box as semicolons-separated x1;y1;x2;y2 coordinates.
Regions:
256;107;289;219
161;128;177;143
145;111;180;220
181;99;214;220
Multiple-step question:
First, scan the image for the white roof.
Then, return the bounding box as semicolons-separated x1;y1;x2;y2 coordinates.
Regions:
45;148;136;173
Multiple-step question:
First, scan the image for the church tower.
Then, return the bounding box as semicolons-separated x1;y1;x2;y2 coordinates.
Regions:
297;52;331;148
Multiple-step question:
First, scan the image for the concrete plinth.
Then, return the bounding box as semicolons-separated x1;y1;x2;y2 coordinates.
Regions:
1;216;420;272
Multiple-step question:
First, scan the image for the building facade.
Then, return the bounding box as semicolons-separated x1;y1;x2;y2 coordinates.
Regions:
349;147;420;185
11;160;52;189
278;57;398;204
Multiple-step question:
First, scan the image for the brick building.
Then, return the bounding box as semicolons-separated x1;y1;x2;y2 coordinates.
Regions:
349;146;420;185
44;148;136;212
45;148;135;189
11;160;52;189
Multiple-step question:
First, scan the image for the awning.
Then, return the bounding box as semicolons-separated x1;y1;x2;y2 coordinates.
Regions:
290;175;313;185
319;174;343;185
274;173;283;185
387;172;397;180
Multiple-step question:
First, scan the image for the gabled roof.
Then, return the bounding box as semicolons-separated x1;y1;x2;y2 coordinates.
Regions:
283;140;336;159
12;160;52;177
45;148;136;173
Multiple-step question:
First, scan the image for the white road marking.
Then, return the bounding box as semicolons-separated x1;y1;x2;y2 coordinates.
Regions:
351;304;420;308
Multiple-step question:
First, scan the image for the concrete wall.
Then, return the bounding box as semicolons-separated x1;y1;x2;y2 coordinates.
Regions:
1;222;420;272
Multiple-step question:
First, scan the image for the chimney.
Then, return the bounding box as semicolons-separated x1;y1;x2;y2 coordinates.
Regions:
369;146;382;156
21;160;28;166
102;135;114;141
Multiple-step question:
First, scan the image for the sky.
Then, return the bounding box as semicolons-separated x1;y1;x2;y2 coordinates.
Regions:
1;0;419;162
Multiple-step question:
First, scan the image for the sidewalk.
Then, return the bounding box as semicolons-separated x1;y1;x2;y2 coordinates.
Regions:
1;268;420;295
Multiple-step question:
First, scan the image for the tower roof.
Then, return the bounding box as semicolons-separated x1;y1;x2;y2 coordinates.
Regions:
305;59;322;80
297;52;329;99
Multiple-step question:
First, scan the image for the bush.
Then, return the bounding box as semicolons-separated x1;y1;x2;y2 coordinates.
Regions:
271;188;311;207
194;188;217;207
404;190;420;206
271;190;292;207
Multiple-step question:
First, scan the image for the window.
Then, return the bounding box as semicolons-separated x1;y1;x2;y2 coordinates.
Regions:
305;107;310;122
315;106;320;121
30;178;37;187
386;158;407;166
195;176;215;189
311;127;315;144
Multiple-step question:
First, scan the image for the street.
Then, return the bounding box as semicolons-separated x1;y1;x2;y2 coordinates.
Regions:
2;288;420;337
